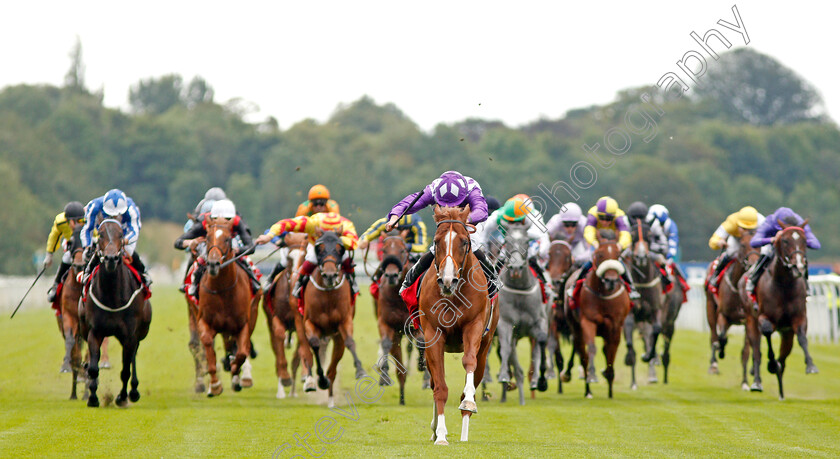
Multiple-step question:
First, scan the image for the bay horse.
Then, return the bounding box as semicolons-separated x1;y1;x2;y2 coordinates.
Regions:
262;232;314;398
302;228;367;408
197;217;260;396
744;220;818;400
545;240;576;394
623;221;664;389
566;230;630;399
58;226;86;399
421;205;499;446
81;219;152;407
374;231;429;405
496;222;548;404
705;228;759;389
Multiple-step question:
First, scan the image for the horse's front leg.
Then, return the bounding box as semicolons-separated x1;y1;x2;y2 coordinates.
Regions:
533;316;549;393
795;319;819;374
326;334;345;408
198;319;222;397
230;323;251;392
338;316;367;380
423;329;448;445
305;320;329;390
86;331;102;407
115;335;137;407
495;319;513;385
623;313;637;390
187;301;206;393
458;318;485;441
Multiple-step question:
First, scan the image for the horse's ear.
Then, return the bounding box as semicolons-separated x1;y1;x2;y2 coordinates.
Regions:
801;218;810;228
335;224;344;235
400;229;410;239
314;226;324;238
434;205;444;220
778;218;789;229
461;204;471;221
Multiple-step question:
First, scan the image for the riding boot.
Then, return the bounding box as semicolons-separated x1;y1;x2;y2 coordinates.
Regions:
341;258;358;296
293;261;317;299
48;261;72;303
130;254;152;286
180;258;192;293
264;261;285;293
190;263;205;299
81;250;99;284
709;253;732;289
400;250;434;295
620;264;641;300
474;248;499;298
745;253;771;294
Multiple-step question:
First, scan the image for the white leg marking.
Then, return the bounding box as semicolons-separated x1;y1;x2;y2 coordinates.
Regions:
435;414;448;445
327;396;335;408
463;372;476;403
461;414;470;442
276;378;286;399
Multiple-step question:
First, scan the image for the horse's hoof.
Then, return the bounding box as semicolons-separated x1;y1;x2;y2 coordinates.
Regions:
640;352;653;363
241;377;253;388
317;376;330;390
648;377;658;384
232;375;242;392
481;392;490;402
458;400;477;413
222;356;232;372
779;395;785;401
806;364;819;374
708;364;720;375
585;393;593;399
741;382;750;391
631;383;638;391
129;389;140;403
195;382;206;394
421;380;431;390
87;396;99;407
434;439;449;446
624;353;635;366
546;368;556;379
355;369;368;380
750;382;763;392
507;381;517;391
537;377;548;392
586;375;598;384
115;393;128;407
60;361;72;373
208;381;223;397
768;360;779;374
560;373;571;383
303;376;317;392
379;375;391;386
281;378;293;387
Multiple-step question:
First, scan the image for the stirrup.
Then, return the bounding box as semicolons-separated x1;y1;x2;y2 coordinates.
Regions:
47;285;58;303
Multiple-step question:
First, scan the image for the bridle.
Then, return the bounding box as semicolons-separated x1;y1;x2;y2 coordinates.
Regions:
97;219;124;257
776;227;807;270
205;221;234;262
436;219;474;283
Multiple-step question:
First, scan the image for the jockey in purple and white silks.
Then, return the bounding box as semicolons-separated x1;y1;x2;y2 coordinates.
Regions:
383;170;498;298
80;188;151;286
745;207;820;300
541;202;592;265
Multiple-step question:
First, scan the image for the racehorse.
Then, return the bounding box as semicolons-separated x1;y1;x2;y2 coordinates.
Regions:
263;233;314;398
744;220;818;400
565;230;630;399
705;228;759;389
197;217;260;397
81;219;152;407
421;205;499;445
373;231;429;405
496;222;548;404
623;221;664;389
545;240;576;393
302;228;367;408
58;226;86;399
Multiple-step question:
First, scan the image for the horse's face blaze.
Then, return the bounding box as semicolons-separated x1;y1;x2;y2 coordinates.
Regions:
205;219;234;276
433;207;472;296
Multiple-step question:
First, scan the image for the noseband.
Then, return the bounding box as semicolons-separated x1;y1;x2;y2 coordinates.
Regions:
777;227;807;269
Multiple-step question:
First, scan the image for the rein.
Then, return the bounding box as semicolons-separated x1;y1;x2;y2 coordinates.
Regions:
777;227;807;269
436;219;474;282
584;282;626;300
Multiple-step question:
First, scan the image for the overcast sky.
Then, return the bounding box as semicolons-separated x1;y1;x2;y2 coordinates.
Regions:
2;1;838;131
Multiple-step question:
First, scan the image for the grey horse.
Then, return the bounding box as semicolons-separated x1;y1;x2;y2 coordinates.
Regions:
496;223;549;404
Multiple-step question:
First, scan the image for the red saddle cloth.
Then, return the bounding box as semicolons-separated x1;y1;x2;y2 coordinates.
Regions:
51;282;65;316
705;258;734;298
668;264;691;303
529;266;549;304
370;282;380;301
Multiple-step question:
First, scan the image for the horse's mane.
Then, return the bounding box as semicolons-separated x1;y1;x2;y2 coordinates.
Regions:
434;206;467;223
597;228;617;241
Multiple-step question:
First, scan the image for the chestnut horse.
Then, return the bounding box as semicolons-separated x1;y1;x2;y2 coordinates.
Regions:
566;230;630;399
58;226;86;399
422;205;499;446
197;217;260;397
374;231;429;405
744;221;818;400
705;228;759;389
545;240;576;393
263;233;314;398
302;228;367;408
81;219;152;407
623;221;664;389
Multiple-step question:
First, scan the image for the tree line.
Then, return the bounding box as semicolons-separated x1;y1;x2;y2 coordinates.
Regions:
1;47;836;274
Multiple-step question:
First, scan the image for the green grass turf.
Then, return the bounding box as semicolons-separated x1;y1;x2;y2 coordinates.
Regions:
1;286;838;458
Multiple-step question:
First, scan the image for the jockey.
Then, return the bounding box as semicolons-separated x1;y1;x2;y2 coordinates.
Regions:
80;189;150;286
542;202;592;264
184;187;227;232
174;199;262;298
646;204;679;262
358;214;428;277
295;184;340;217
485;196;502;214
627;201;672;291
45;201;86;304
383;170;498;298
707;206;764;290
254;211;359;299
745;207;820;301
481;196;549;282
571;196;640;300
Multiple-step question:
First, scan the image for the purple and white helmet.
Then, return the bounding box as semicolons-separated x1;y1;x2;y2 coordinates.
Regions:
432;171;469;207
